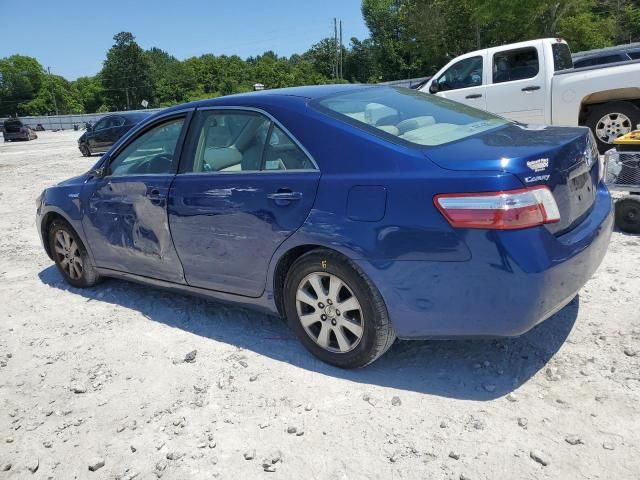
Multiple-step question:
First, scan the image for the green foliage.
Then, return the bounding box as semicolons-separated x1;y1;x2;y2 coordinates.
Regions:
0;55;45;116
101;32;153;111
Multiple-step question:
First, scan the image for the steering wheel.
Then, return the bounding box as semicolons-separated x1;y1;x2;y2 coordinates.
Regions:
141;153;173;174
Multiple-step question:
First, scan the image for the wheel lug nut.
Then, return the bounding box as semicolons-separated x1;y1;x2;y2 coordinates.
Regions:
331;319;337;326
321;314;327;321
318;302;324;308
327;299;333;305
336;310;341;316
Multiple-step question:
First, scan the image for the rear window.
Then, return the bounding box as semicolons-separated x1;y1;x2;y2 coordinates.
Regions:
316;87;508;147
552;43;573;71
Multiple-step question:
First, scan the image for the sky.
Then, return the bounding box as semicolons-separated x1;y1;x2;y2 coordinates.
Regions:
0;0;370;80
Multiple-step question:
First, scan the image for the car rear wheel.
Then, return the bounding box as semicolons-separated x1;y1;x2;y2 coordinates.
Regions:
48;219;100;288
615;196;640;233
585;101;640;153
283;249;395;368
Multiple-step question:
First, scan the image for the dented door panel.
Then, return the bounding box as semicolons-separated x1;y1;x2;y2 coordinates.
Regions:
81;175;185;283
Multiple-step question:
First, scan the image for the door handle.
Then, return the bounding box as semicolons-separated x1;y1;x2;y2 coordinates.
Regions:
147;188;165;206
521;85;541;92
267;189;303;206
465;94;482;99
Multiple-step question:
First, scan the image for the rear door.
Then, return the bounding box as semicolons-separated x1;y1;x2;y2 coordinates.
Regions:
169;108;320;297
82;112;190;283
485;44;548;124
429;54;487;110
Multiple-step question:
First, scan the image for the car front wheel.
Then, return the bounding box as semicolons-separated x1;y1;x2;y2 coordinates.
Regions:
284;249;395;368
48;219;100;288
79;144;91;157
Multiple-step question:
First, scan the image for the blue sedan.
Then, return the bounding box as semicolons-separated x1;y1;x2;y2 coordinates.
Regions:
36;85;613;368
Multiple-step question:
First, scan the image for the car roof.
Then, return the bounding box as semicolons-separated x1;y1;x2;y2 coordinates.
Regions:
161;84;376;114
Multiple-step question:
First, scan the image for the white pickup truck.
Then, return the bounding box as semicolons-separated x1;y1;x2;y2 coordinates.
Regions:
421;38;640;152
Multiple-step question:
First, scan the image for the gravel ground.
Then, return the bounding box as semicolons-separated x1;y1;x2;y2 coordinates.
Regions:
0;130;639;480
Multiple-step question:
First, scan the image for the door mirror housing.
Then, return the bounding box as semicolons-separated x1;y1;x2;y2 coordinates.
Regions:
429;79;440;94
89;166;107;179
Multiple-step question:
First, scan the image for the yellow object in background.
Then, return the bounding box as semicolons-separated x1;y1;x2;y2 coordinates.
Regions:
614;130;640;145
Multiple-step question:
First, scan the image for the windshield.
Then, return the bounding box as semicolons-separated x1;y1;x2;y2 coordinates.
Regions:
316;87;508;147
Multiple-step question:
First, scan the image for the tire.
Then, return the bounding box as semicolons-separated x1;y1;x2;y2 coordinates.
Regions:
585;101;640;153
615;196;640;234
48;219;100;288
79;144;91;157
283;249;396;368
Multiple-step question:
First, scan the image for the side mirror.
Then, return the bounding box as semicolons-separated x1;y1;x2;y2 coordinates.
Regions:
429;80;440;94
89;167;106;179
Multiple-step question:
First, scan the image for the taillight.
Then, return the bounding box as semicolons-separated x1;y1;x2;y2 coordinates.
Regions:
434;186;560;230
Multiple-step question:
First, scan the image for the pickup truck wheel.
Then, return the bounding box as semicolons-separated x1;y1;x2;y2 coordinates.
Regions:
615;196;640;234
585;101;640;153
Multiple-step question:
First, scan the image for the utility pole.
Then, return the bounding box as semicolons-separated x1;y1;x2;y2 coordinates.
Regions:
125;87;131;110
339;20;343;80
334;17;338;80
47;67;59;116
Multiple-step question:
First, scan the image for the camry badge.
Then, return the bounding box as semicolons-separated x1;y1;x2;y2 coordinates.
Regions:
526;158;549;172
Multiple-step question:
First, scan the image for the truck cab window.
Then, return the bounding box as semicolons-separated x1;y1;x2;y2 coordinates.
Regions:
493;47;539;83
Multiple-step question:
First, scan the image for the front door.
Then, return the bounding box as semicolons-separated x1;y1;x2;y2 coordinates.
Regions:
484;45;547;124
168;109;320;297
426;54;487;110
81;115;189;283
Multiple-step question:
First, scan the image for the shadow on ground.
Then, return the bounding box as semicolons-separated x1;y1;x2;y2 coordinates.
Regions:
39;265;578;400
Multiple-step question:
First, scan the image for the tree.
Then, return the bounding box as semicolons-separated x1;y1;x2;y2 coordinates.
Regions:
73;76;105;113
303;38;339;79
100;32;153;110
0;55;45;116
344;37;379;82
362;0;422;80
22;74;83;115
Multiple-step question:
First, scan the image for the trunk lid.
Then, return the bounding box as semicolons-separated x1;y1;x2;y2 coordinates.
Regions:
424;124;599;235
4;119;24;133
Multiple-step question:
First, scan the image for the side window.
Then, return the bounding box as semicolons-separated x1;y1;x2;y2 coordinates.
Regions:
436;56;483;92
187;111;270;173
629;51;640;60
109;117;184;177
112;116;126;127
93;118;108;131
263;125;315;171
184;110;315;173
493;47;539;83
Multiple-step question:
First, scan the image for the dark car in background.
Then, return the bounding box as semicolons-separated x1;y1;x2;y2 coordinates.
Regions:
573;45;640;68
78;112;150;156
3;118;37;142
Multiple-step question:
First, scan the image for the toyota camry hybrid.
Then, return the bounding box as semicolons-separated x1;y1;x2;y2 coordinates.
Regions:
36;85;613;368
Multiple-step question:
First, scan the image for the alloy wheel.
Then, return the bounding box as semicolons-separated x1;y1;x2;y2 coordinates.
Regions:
595;112;632;144
295;272;364;353
53;230;83;280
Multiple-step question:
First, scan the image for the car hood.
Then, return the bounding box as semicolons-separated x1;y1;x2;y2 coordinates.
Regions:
57;173;89;186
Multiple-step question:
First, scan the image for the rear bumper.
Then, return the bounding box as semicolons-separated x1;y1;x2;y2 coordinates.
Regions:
3;131;28;140
357;184;613;338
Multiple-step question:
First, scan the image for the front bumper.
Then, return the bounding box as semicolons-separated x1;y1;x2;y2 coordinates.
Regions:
357;184;613;339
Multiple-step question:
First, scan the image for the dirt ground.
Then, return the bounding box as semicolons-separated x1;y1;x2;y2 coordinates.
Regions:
0;130;638;480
